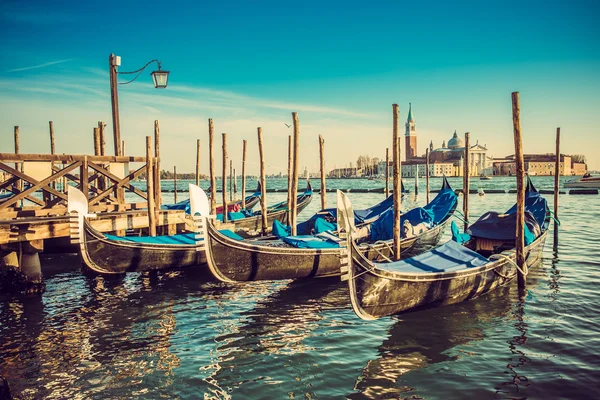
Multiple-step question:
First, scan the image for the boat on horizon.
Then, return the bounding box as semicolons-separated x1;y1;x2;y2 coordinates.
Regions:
564;173;600;189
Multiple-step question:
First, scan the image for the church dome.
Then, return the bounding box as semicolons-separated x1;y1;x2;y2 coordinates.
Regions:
447;131;464;149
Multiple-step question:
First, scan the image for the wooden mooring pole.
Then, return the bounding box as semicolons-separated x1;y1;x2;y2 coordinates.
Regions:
209;119;216;214
229;160;233;202
196;139;201;186
49;121;56;155
425;148;430;203
385;147;389;198
257;127;268;234
14;126;22;204
146;136;157;236
174;165;178;204
154;120;161;208
392;104;401;261
241;139;247;209
463;132;470;231
511;91;526;289
233;168;237;195
287;135;292;225
319;135;326;209
99;121;106;156
291;113;300;235
121;140;125;156
222;133;228;222
93;127;101;156
554;127;560;250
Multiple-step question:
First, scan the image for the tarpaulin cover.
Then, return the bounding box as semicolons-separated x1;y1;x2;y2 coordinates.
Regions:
282;235;340;249
467;211;539;245
272;220;291;238
368;186;457;242
374;239;489;274
162;186;261;214
273;217;336;239
505;191;549;231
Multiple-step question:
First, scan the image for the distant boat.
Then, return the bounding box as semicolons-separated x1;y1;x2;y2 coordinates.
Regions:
480;174;492;181
564;173;600;189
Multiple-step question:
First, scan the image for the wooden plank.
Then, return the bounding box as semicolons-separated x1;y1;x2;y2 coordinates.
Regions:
0;153;146;163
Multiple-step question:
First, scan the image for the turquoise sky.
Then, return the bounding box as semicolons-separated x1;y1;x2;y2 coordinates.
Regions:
1;0;599;173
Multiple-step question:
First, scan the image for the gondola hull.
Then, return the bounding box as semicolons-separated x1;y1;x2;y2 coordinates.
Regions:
345;231;547;320
203;207;455;282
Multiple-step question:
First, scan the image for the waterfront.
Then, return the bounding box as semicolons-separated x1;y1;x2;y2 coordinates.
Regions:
1;177;599;399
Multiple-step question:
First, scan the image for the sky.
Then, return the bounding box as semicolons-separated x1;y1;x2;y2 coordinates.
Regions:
1;0;599;174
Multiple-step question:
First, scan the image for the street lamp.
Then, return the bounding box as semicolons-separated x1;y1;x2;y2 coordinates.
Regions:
109;53;170;156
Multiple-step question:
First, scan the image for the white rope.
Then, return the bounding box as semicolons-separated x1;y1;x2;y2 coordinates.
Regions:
489;253;528;277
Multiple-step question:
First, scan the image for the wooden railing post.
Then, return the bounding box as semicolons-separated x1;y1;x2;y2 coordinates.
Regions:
146;136;157;236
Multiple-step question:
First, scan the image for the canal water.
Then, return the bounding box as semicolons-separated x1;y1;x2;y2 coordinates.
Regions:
1;177;599;399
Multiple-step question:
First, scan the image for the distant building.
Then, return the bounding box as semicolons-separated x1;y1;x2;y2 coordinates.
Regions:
405;103;417;161
493;154;587;176
328;167;358;178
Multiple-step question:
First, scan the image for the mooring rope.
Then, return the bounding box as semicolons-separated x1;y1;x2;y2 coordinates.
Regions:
489;253;528;277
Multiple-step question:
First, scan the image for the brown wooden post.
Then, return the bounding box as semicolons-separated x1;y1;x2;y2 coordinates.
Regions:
511;91;526;289
318;135;326;209
385;147;390;198
49;121;56;155
14;126;22;204
229;159;233;202
121;140;125;156
257;127;268;234
241;139;247;209
196;139;201;186
93;127;101;156
554;127;560;249
154;120;161;208
463;132;470;231
146;136;157;236
392;104;401;261
109;54;122;156
98;121;106;156
291;113;300;235
81;156;89;202
222;133;228;222
426;148;430;204
233;168;237;195
287;135;292;224
208;119;216;214
174;165;178;204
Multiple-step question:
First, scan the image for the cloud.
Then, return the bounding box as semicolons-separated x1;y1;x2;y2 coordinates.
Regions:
7;59;72;73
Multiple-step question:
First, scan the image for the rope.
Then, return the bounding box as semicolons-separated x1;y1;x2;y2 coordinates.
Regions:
489;253;528;277
454;210;470;225
548;210;561;226
359;242;393;262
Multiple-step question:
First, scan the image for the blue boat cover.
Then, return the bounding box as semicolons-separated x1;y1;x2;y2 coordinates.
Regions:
368;187;457;241
451;221;471;244
162;188;261;214
373;240;489;274
505;191;549;231
282;235;340;249
272;220;291;238
467;211;538;245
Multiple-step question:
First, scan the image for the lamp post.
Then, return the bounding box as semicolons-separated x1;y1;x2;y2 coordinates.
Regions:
109;53;170;156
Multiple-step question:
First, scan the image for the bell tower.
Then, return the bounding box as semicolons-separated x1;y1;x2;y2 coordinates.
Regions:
405;103;417;160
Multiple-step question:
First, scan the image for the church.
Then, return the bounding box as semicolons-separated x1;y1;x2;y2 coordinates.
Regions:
397;104;493;177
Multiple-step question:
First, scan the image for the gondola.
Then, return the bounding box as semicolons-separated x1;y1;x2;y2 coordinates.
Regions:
341;177;550;320
162;181;263;214
67;182;312;274
201;178;457;282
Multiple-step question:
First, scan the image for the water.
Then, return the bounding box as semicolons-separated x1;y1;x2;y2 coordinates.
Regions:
1;177;599;399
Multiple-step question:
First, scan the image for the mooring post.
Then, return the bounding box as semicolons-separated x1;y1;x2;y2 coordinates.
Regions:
511;92;526;289
196;139;201;186
174;165;178;204
146;136;157;236
233;168;237;195
241;139;247;209
49;121;56;193
554;127;560;250
257;127;268;235
287;135;292;225
291;112;300;235
319;135;326;209
426;148;430;204
154;120;162;208
209;119;216;214
93;127;101;156
463;132;470;231
392;104;401;261
99;121;106;156
414;167;419;195
385;147;390;198
14;126;23;205
229;160;233;202
222;133;228;222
